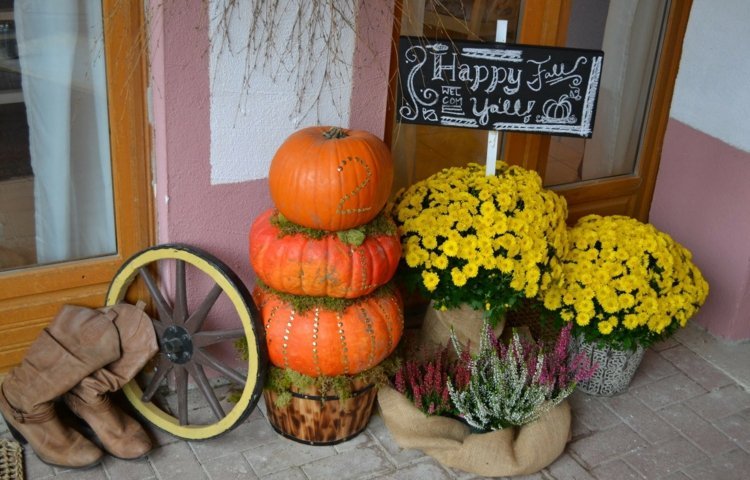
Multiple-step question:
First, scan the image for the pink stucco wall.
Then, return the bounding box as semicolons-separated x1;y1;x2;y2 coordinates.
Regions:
650;119;750;340
150;1;271;290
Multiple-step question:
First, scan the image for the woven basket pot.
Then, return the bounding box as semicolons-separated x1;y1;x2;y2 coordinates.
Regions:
419;301;505;351
572;335;646;396
377;386;570;477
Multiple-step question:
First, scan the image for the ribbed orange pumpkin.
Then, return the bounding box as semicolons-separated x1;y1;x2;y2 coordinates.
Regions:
268;126;394;231
249;209;402;299
253;286;404;377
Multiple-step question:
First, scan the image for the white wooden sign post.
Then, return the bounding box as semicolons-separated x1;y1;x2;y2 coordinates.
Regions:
485;20;508;177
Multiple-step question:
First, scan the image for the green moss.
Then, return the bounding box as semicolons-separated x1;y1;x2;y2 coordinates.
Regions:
270;209;397;246
256;280;395;314
264;356;401;407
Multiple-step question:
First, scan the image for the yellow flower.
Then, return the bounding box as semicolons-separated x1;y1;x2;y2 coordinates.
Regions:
441;239;459;257
450;267;467;287
432;254;449;270
623;314;639;330
597;320;614;335
422;271;440;292
463;262;479;279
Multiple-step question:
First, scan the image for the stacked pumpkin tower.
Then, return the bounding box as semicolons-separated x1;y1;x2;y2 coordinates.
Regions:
248;126;404;444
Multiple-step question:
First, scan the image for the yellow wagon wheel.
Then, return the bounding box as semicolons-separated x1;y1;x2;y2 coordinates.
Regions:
106;243;267;440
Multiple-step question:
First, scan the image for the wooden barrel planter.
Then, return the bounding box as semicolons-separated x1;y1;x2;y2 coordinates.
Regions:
263;378;378;445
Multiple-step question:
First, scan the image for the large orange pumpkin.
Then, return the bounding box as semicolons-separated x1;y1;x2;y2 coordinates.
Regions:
253;286;404;377
249;209;402;299
268;126;394;231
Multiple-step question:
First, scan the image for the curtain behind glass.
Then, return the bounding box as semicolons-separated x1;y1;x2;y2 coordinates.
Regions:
14;0;114;264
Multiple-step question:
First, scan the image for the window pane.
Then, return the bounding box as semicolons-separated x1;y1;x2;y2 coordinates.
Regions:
543;0;668;186
0;0;114;271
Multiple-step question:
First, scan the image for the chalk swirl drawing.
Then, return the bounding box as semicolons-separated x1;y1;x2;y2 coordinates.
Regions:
399;45;438;121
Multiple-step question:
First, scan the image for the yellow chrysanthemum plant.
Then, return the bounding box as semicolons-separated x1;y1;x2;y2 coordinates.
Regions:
392;162;568;326
541;215;709;351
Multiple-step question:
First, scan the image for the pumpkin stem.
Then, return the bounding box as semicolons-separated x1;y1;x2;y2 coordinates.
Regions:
323;126;349;139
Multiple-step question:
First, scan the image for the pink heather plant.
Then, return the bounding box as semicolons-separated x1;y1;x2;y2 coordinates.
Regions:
393;346;471;416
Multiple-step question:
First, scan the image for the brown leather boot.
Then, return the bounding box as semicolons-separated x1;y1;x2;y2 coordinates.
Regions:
0;305;121;468
64;302;158;460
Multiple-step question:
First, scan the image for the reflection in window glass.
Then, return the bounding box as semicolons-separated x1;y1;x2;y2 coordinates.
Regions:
0;0;114;271
544;0;668;187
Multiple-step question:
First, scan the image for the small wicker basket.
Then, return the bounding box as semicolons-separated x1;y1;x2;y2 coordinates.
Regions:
0;439;23;480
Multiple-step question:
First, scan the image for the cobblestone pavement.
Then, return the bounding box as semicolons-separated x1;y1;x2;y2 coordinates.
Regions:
2;322;749;480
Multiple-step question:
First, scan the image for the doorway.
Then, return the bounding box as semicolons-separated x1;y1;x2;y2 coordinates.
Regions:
389;0;692;223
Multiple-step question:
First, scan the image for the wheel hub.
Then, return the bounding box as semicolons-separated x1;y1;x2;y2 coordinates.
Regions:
161;325;193;364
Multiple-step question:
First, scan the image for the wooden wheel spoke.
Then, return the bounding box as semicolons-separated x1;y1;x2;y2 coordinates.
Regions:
194;348;247;386
151;319;167;337
192;329;246;347
173;260;188;325
185;362;225;421
138;266;174;323
141;355;173;403
184;284;223;334
175;366;189;426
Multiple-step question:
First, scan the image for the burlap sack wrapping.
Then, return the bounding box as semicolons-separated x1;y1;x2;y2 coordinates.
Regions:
420;301;505;350
377;385;571;477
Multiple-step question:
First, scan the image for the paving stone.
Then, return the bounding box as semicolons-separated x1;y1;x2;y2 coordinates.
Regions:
660;471;692;480
713;412;750;453
545;452;595;479
52;466;109;480
242;438;337;476
605;392;677;443
189;416;277;462
374;458;452;480
567;390;621;431
630;372;705;410
660;344;734;391
569;423;644;468
682;448;750;480
685;384;750;421
650;337;680;352
657;403;736;456
302;445;394;480
622;436;707;478
202;452;258;480
148;442;207;480
334;429;376;453
144;421;184;447
636;349;680;380
590;459;644;479
367;411;426;467
102;455;155;480
673;324;750;388
21;449;56;479
259;466;308;480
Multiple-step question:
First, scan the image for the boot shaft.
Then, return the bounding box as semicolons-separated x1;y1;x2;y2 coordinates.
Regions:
3;305;121;414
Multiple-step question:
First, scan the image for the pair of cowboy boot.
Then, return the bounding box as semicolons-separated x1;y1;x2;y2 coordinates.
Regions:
0;302;158;468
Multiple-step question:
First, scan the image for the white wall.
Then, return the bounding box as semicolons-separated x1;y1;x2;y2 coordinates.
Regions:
670;0;750;153
208;0;358;184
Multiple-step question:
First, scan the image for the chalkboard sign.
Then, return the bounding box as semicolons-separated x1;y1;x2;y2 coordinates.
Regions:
397;36;604;137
